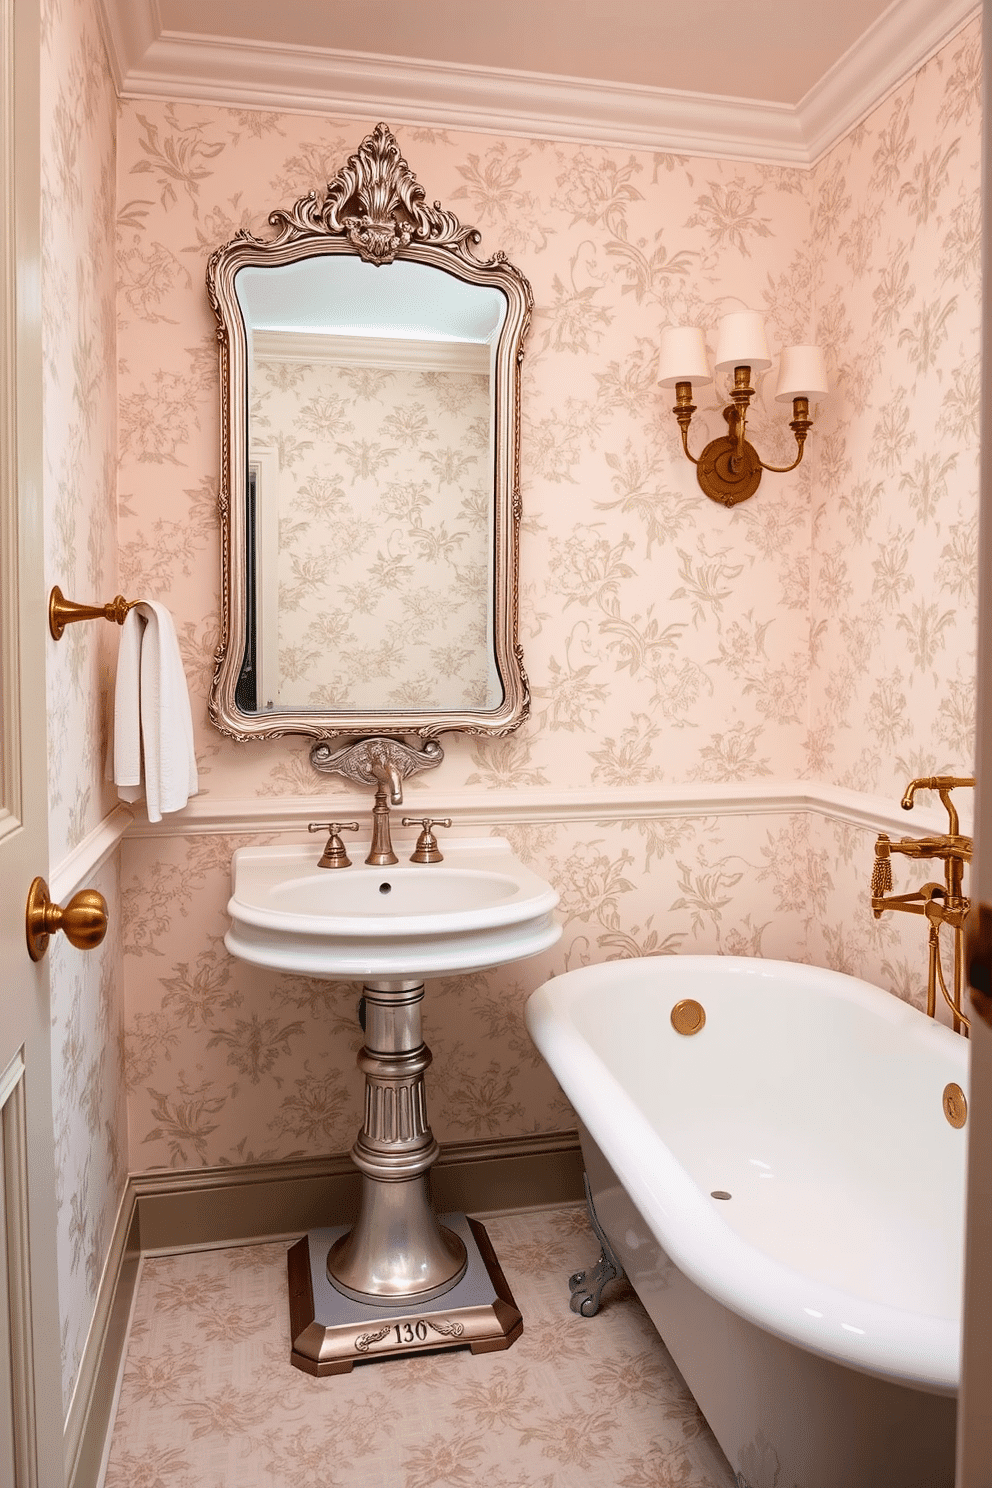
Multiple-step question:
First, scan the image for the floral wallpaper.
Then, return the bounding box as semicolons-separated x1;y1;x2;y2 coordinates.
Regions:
29;0;980;1432
114;14;982;1193
250;353;493;710
41;0;125;1416
116;109;815;795
116;102;814;1177
808;19;981;797
803;18;982;1003
120;814;813;1169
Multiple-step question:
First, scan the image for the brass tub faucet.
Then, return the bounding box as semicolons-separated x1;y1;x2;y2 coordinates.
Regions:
870;776;974;1034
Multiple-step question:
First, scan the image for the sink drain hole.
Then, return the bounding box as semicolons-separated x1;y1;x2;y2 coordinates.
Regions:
711;1190;732;1200
379;882;392;894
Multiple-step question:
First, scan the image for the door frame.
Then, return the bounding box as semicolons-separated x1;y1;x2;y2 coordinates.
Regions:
0;0;65;1482
955;5;992;1480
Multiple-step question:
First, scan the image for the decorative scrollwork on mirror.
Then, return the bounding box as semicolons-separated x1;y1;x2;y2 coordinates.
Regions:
206;123;533;744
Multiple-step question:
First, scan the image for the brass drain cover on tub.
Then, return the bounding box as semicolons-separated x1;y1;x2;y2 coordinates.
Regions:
943;1082;967;1128
671;998;705;1036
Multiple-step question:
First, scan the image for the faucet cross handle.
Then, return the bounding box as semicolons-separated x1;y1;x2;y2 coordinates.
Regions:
309;821;360;869
402;817;452;864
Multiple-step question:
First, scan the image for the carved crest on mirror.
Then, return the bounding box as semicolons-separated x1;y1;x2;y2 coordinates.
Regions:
206;123;533;744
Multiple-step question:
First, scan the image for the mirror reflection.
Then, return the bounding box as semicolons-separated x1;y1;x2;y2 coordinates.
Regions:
236;258;507;714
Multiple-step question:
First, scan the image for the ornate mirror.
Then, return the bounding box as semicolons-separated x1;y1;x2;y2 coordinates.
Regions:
207;123;532;746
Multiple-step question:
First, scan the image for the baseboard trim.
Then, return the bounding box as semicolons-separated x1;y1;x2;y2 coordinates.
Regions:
65;1188;140;1488
132;1130;584;1251
66;1131;583;1484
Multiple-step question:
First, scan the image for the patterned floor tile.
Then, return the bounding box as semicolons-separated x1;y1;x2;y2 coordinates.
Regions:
102;1207;735;1488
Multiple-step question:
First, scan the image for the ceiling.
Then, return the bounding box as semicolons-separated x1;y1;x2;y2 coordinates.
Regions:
98;0;978;163
155;0;899;105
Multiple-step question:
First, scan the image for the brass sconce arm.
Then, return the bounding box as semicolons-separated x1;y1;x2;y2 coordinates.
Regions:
755;398;812;474
673;382;699;465
661;318;827;509
672;371;812;508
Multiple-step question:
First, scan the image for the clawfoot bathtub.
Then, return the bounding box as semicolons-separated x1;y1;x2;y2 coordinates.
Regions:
525;956;967;1488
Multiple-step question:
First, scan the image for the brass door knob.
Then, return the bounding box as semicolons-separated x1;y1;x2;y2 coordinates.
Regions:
25;877;108;962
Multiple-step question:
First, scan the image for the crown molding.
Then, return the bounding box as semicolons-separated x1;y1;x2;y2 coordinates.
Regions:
109;29;807;163
252;329;489;374
800;0;979;164
94;0;159;96
97;0;978;166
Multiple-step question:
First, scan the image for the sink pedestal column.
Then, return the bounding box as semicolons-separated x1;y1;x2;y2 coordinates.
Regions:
287;975;524;1375
325;979;467;1302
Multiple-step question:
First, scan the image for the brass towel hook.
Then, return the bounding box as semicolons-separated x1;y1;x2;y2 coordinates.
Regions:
49;585;138;641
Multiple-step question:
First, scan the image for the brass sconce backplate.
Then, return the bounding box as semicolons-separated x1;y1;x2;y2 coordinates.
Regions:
697;435;763;507
671;999;706;1036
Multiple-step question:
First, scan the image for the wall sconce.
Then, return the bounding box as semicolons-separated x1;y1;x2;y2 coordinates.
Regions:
659;312;828;507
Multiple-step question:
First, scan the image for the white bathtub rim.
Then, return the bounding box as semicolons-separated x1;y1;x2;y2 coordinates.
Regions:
525;955;964;1393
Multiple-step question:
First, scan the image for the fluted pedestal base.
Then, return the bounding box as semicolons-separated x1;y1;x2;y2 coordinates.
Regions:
287;975;522;1373
288;1212;523;1375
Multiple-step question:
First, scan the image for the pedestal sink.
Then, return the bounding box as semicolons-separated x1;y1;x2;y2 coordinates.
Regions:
225;836;561;1373
226;837;560;979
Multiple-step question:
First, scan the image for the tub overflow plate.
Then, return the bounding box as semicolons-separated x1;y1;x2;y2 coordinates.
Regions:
671;998;706;1036
942;1082;967;1128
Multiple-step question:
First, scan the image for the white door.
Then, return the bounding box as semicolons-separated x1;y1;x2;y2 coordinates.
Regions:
0;0;66;1482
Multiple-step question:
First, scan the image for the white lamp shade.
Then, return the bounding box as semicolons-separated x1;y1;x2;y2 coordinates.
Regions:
775;344;829;402
714;311;771;374
658;325;712;388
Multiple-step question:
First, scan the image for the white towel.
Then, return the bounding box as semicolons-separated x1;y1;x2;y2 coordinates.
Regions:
113;601;199;823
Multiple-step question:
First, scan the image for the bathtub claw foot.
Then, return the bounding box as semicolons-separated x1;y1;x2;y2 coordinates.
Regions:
569;1251;621;1316
569;1173;625;1316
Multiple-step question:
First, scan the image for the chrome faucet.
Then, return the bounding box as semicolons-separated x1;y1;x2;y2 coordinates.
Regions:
366;758;403;865
871;775;974;1034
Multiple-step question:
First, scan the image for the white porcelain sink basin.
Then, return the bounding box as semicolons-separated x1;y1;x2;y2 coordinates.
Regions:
225;837;561;979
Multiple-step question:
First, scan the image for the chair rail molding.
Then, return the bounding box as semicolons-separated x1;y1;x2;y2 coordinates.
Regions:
49;803;132;903
122;781;965;843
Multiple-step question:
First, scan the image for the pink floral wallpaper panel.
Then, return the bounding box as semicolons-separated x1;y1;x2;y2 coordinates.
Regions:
122;813;811;1171
116;107;815;798
41;0;125;1414
809;18;981;795
115;20;982;1181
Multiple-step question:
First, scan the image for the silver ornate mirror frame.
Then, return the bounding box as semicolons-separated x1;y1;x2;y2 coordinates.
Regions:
206;123;533;743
